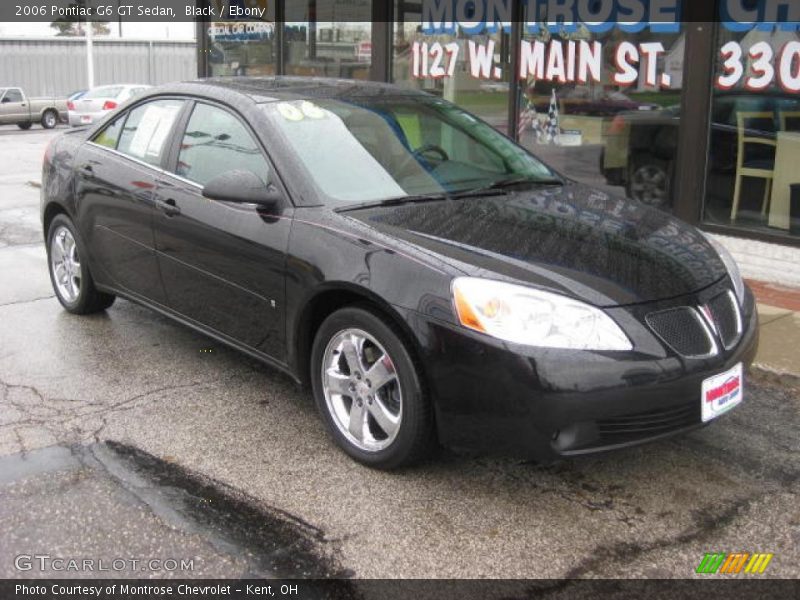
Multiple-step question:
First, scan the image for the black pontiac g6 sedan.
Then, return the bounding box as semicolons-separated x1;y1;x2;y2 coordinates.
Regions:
41;78;758;469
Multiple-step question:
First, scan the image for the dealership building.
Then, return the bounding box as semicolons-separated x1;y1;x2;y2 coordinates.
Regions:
205;2;796;285
1;2;798;283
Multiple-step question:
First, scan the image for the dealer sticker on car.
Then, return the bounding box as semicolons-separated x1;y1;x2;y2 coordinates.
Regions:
701;363;743;423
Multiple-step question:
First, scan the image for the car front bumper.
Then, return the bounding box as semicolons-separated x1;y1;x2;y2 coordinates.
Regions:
405;281;759;461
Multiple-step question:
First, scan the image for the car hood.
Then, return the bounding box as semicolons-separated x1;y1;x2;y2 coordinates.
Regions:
344;183;728;307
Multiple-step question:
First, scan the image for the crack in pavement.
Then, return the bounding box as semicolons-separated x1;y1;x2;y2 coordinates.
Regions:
0;295;55;308
504;494;768;598
473;457;653;533
564;494;759;579
0;376;236;451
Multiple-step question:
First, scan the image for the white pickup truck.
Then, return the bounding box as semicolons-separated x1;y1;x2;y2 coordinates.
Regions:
0;87;67;130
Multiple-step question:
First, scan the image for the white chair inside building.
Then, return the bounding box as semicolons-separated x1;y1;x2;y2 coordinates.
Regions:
779;110;800;133
730;111;776;222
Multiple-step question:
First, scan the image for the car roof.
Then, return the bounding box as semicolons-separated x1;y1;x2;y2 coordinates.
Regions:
153;77;429;105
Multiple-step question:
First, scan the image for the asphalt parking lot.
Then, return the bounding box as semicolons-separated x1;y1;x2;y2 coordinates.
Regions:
0;125;798;581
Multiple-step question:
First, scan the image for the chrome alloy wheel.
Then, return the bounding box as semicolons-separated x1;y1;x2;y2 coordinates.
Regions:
321;328;402;452
50;226;82;303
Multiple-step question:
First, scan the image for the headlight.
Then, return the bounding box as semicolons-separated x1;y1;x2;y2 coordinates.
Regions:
452;278;633;351
702;233;745;305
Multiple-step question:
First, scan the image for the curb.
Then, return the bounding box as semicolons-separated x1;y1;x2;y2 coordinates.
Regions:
750;364;800;388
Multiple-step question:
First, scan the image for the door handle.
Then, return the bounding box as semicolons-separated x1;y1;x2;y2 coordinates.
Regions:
156;198;181;217
79;164;94;178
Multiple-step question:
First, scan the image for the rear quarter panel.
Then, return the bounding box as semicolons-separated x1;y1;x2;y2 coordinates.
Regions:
41;129;88;232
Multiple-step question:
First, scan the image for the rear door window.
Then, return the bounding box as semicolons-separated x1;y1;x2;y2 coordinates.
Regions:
92;114;127;149
117;99;184;167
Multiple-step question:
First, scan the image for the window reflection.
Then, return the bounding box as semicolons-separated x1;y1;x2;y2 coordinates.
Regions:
518;22;685;212
704;27;800;238
284;1;372;79
265;97;554;204
93;115;125;149
207;0;277;76
392;1;512;135
116;100;184;166
176;103;269;186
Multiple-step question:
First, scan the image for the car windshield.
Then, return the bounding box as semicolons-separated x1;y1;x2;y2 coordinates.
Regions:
83;86;124;100
263;95;557;205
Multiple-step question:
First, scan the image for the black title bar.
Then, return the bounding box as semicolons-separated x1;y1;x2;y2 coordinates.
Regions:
2;1;800;25
2;579;800;600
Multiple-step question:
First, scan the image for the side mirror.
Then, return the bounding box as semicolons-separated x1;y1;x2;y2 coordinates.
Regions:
201;169;282;209
1;97;10;104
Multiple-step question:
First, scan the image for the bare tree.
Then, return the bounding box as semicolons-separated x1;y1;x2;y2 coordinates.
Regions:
50;1;110;37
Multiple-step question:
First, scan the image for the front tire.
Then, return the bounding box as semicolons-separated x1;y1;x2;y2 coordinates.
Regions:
17;122;32;130
311;306;435;469
41;110;58;129
47;214;115;314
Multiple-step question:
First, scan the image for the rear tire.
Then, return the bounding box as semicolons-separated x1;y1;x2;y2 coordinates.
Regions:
46;214;115;314
311;306;435;469
41;110;58;129
17;122;32;130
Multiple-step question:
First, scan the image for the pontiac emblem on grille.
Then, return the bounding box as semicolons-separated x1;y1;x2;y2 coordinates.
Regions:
699;305;717;334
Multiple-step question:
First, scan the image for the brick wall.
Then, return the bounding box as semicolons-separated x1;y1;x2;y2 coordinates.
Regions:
711;233;800;288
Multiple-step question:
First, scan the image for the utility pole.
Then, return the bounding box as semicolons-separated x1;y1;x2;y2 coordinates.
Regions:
86;17;95;89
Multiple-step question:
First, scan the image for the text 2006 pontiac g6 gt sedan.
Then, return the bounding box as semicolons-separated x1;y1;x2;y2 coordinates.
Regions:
41;78;757;469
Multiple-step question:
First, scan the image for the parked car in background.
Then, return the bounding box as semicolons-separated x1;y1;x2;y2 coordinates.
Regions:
68;84;150;127
529;85;660;116
67;90;87;103
63;91;87;123
601;92;800;207
0;87;66;129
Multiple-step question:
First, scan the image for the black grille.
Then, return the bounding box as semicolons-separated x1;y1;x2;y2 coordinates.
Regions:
597;402;700;445
707;292;741;350
646;308;714;357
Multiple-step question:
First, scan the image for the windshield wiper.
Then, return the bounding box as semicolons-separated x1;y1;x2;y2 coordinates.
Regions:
335;192;450;213
451;176;565;198
335;177;565;213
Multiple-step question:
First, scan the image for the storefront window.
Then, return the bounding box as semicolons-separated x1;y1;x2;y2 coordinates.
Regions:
704;24;800;239
284;1;372;80
517;6;685;211
207;1;277;76
391;1;512;134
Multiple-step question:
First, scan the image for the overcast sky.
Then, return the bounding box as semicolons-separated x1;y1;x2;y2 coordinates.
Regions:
0;21;196;39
